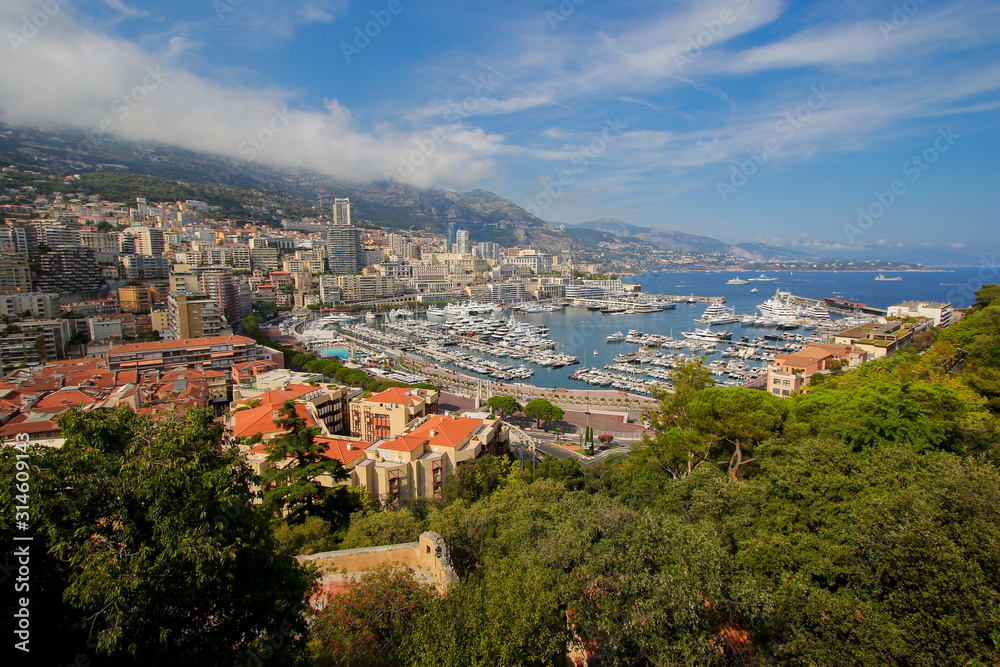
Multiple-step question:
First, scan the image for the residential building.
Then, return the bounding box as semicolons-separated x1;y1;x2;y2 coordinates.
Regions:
126;227;165;256
502;252;553;274
454;229;470;254
199;270;239;323
833;321;916;359
88;318;125;342
121;255;171;280
169;264;200;292
767;343;865;397
361;248;386;267
0;293;59;319
118;286;153;314
41;224;81;247
0;223;39;262
107;335;282;378
332;197;351;226
352;413;508;502
167;292;227;339
0;249;31;292
36;246;102;293
886;301;954;328
229;383;351;441
251;246;280;272
318;275;341;304
488;282;526;303
12;319;72;360
350;387;439;442
337;274;394;303
326;224;361;275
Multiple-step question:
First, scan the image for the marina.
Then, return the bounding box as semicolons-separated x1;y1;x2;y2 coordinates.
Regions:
287;270;970;394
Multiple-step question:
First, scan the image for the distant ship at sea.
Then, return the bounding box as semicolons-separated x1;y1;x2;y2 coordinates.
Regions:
726;276;750;285
748;273;777;282
875;274;902;281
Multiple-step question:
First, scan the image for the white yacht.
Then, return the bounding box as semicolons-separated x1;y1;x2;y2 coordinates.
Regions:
697;302;739;325
606;331;625;341
757;290;798;324
681;328;734;343
726;276;750;285
803;302;831;321
748;273;778;282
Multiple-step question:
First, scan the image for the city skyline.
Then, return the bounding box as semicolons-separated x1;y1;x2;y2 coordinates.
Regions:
1;0;998;257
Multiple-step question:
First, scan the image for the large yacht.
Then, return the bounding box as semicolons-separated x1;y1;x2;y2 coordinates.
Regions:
681;328;734;343
748;273;778;282
726;276;749;285
696;301;739;325
757;290;801;327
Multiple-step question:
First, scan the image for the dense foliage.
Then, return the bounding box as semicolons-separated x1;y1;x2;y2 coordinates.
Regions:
0;408;313;666
4;290;1000;666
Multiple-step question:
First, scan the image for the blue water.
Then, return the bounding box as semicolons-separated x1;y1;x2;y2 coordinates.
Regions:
372;269;987;390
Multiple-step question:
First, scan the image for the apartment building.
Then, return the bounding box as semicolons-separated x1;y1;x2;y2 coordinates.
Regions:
107;335;282;377
350;387;439;442
767;343;865;397
167;292;227;339
118;286;153;314
352;413;508;502
0;293;59;319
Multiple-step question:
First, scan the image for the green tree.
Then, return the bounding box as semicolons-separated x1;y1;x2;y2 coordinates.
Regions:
523;398;565;430
339;508;425;550
487;395;521;419
310;565;437;667
263;401;351;526
687;387;788;478
0;407;313;666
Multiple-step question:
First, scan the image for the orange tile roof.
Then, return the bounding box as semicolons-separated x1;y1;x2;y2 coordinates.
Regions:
314;437;367;467
231;402;316;438
109;335;255;355
379;434;428;453
366;386;430;406
407;414;483;449
0;413;59;436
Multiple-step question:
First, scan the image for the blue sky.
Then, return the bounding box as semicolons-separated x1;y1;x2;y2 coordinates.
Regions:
2;0;999;259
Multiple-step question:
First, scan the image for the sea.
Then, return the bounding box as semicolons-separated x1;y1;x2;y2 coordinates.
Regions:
336;269;990;391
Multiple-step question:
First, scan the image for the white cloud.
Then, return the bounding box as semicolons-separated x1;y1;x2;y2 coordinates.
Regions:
0;0;498;189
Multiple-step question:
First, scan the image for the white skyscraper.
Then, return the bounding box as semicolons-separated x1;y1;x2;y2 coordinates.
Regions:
455;229;471;254
333;198;351;226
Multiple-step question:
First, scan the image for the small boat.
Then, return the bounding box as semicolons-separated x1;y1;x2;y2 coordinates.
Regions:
750;288;759;293
593;350;599;356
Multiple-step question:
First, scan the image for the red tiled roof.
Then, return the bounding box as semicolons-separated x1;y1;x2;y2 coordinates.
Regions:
379;434;427;453
366;386;429;406
231;402;316;438
109;335;255;355
314;437;367;467
406;414;482;448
